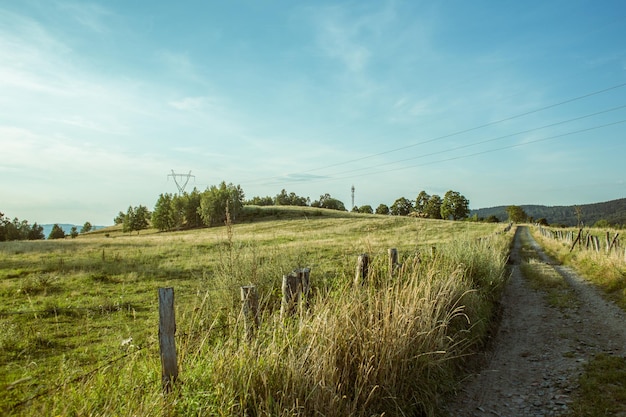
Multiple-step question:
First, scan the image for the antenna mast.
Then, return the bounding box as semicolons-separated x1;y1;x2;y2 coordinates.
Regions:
351;185;355;209
168;170;195;194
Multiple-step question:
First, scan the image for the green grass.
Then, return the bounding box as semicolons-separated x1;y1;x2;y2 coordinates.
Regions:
0;209;510;416
566;354;626;416
531;226;626;310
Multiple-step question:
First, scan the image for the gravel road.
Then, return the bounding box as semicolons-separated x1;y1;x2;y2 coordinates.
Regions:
445;225;626;417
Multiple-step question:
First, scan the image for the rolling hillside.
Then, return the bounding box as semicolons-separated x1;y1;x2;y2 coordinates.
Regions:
471;198;626;226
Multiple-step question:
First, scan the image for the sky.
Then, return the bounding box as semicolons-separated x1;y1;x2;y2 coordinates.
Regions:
1;0;625;226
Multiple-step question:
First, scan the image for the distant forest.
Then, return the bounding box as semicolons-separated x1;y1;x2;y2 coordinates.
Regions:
470;198;626;227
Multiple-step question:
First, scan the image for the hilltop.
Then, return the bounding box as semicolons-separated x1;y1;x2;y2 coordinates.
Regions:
471;198;626;226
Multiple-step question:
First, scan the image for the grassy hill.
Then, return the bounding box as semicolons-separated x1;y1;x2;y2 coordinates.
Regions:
0;208;511;416
471;198;626;227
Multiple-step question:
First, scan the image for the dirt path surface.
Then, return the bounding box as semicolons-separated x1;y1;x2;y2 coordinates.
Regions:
446;226;626;417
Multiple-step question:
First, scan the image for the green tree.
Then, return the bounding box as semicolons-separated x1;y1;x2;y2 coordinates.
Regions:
376;204;390;215
415;191;430;216
152;193;176;232
184;188;204;228
506;205;528;223
48;224;66;239
424;195;443;219
594;219;610;228
122;206;134;233
358;205;373;214
70;226;79;238
485;215;500;223
246;195;274;206
391;197;413;216
28;223;45;240
122;205;151;234
311;194;346;211
80;222;92;234
199;182;245;227
440;190;470;220
274;189;309;206
133;205;150;232
114;211;125;225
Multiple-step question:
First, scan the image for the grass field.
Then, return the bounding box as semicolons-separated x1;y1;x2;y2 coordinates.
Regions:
0;207;511;416
530;225;626;310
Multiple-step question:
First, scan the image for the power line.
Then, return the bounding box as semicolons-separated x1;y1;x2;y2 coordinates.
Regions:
323;118;626;182
320;104;626;178
257;117;626;187
242;81;626;186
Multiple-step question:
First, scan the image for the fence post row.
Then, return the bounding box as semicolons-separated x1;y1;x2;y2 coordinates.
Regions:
158;287;178;393
240;285;260;340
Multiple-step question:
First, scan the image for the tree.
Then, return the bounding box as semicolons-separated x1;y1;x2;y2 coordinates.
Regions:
152;193;176;232
424;195;442;219
183;188;204;228
70;226;79;238
28;223;45;240
311;194;346;211
358;205;373;214
114;211;125;225
198;182;245;227
246;195;274;206
133;205;151;232
376;204;390;215
415;191;430;216
440;190;470;220
506;205;528;223
390;197;413;216
274;189;309;206
81;222;92;234
122;205;151;234
485;215;500;223
48;224;66;239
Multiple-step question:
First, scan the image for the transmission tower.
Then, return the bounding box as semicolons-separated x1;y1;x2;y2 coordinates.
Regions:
168;170;195;194
351;185;355;209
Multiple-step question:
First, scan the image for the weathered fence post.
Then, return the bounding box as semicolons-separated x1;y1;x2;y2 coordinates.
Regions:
158;287;178;393
240;285;259;340
355;253;369;286
281;268;311;318
388;248;400;276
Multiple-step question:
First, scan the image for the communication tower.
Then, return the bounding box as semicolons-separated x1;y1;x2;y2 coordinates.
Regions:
351;185;355;209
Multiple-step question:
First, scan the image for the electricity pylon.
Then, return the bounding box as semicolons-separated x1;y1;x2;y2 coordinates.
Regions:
168;170;195;194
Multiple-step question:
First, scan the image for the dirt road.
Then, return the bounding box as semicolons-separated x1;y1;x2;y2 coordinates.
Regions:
446;226;626;417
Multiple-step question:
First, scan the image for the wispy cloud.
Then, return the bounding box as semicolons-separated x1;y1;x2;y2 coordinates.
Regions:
56;1;114;34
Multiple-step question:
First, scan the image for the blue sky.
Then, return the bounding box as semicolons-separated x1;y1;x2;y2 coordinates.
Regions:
1;1;625;225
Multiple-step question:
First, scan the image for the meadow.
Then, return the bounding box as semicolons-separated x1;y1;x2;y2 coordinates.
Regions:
0;207;511;416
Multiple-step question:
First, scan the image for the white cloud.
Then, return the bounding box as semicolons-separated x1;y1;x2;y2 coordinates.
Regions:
56;1;114;34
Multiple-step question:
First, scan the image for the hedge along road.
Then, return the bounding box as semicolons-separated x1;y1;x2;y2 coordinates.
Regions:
445;226;626;417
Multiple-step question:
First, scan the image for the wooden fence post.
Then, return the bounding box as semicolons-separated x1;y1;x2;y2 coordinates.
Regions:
158;287;178;393
355;253;369;286
240;285;259;340
388;248;400;276
281;268;311;318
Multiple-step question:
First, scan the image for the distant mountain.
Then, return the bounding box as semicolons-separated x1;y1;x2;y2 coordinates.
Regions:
41;224;106;238
470;198;626;227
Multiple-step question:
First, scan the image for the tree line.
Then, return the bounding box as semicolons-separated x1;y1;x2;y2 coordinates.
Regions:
1;184;473;240
0;212;94;242
117;184;472;234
